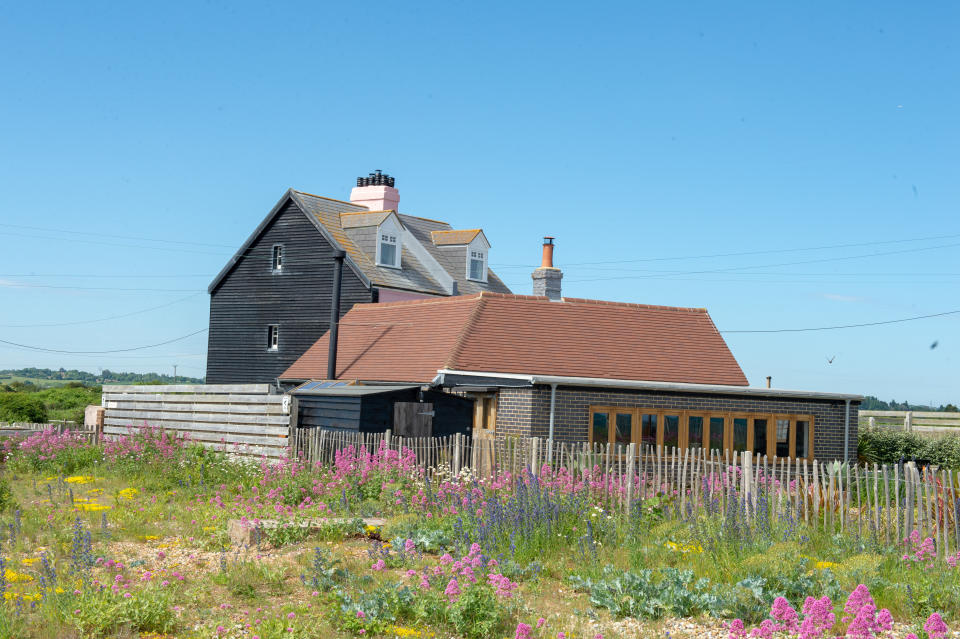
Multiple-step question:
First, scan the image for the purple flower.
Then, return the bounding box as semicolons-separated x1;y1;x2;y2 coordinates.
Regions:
924;612;948;639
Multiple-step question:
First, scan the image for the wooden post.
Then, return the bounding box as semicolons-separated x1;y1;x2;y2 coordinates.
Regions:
626;443;636;511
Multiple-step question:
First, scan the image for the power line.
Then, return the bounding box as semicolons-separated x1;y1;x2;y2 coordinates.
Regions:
1;281;204;292
490;230;960;269
0;231;228;256
0;293;203;328
0;222;236;248
0;273;210;279
721;310;960;334
563;241;960;283
0;328;208;354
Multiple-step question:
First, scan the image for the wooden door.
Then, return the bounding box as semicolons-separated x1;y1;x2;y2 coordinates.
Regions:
394;402;433;438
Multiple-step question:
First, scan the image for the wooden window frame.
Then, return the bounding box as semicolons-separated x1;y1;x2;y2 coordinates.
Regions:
271;244;284;272
587;405;816;461
266;324;279;351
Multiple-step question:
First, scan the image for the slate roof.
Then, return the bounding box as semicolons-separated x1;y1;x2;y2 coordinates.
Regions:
209;188;514;296
281;292;749;386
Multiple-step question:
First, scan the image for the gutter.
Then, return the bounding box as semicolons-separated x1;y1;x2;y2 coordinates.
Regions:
435;369;863;401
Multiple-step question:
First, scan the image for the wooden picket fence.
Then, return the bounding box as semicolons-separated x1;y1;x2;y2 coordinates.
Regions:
292;428;960;558
0;420;98;443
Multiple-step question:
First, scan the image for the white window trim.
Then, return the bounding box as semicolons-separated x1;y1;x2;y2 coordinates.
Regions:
271;244;284;272
376;217;402;269
267;325;279;351
466;237;489;283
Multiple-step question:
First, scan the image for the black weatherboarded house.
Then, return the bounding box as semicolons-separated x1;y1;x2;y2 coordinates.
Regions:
206;172;511;384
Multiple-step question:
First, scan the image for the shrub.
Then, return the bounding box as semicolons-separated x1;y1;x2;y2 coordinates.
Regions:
449;582;506;639
859;428;960;468
0;393;48;423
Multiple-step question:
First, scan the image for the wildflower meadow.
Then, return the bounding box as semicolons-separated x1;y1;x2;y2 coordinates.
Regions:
0;425;956;638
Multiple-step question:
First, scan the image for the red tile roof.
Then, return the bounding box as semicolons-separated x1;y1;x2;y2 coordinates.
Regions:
281;292;748;386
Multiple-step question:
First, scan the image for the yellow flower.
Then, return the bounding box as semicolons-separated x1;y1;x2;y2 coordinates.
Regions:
5;569;34;583
365;524;380;534
664;541;703;554
20;558;40;566
78;503;111;512
815;560;839;570
118;488;139;499
65;476;97;484
202;526;216;533
141;535;160;541
86;488;104;495
388;626;435;638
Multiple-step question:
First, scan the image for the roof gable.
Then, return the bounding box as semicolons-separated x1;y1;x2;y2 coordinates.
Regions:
281;292;749;386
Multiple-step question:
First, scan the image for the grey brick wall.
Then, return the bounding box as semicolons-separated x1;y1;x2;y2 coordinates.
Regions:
494;385;859;462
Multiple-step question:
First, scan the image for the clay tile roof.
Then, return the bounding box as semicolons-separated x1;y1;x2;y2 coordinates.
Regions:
281;292;748;386
431;229;482;246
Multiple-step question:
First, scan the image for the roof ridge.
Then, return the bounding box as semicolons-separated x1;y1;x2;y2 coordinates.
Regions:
292;189;366;209
446;294;487;369
555;297;708;313
433;228;482;234
340;209;395;216
397;213;451;225
358;293;484;309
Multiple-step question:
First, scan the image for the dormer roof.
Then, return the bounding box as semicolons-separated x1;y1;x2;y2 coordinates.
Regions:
431;229;485;246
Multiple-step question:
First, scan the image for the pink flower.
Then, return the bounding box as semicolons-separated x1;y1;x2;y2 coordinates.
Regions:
515;622;532;639
356;610;365;619
444;578;461;602
924;612;948;639
287;612;295;619
728;619;746;639
371;559;385;571
537;617;546;628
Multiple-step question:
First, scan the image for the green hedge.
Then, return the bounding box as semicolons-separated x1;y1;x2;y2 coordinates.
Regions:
858;427;960;469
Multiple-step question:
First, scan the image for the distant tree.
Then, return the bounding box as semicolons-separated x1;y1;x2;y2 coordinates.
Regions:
0;393;48;423
944;404;959;413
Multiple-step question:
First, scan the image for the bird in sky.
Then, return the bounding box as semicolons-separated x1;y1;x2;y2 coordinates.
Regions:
931;341;939;350
827;356;836;364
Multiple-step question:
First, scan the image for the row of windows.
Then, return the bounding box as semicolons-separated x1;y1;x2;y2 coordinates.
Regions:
270;241;488;282
589;406;813;461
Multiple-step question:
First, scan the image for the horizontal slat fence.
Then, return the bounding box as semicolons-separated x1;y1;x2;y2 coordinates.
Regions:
294;428;960;560
102;384;289;458
860;410;960;435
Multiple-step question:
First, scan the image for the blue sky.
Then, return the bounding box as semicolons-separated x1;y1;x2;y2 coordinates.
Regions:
0;1;957;403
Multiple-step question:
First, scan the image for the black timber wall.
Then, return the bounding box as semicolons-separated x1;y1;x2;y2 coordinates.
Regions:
206;200;373;383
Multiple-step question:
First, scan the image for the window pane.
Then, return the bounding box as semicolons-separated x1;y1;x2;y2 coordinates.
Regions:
615;413;632;446
688;416;704;449
641;414;657;450
380;242;397;266
776;419;790;457
663;415;679;450
709;417;725;453
273;246;283;269
469;258;484;280
753;419;767;455
732;418;748;452
796;420;809;458
592;412;609;444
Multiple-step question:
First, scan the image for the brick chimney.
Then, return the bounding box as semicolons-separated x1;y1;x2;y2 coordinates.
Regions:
532;236;562;301
349;170;399;211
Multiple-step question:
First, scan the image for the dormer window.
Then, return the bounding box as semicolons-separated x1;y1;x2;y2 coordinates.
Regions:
272;245;284;271
468;249;487;282
378;233;399;268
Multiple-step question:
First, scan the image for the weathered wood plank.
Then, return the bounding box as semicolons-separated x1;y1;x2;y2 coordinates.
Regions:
103;393;284;405
103;384;271;394
103;427;286;449
107;409;289;426
101;401;285;415
103;418;288;437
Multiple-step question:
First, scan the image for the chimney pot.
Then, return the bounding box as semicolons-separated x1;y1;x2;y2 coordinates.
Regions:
350;170;399;211
766;376;772;389
532;236;562;301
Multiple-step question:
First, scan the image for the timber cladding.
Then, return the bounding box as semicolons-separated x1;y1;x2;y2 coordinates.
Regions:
206;199;373;384
495;386;859;462
102;384;290;459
